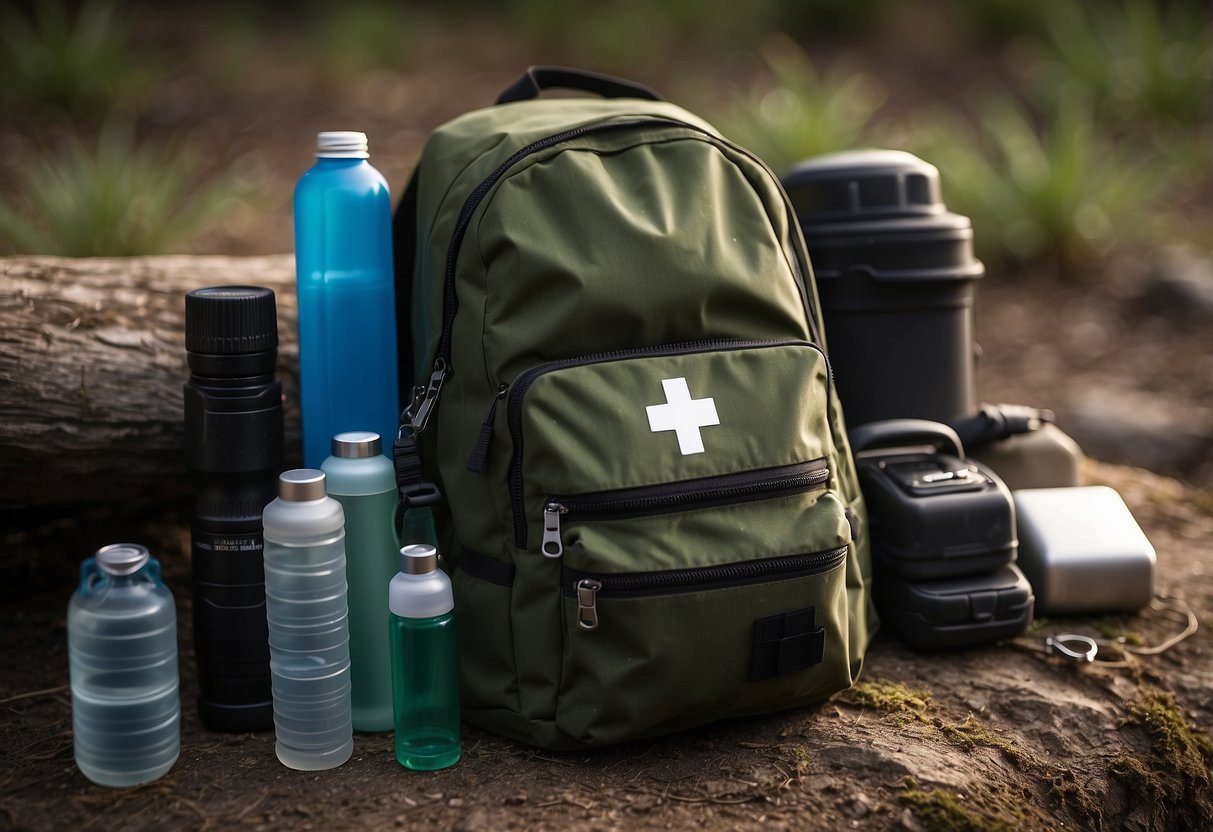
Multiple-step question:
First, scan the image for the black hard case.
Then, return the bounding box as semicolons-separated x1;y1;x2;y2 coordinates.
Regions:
851;420;1017;580
876;563;1034;651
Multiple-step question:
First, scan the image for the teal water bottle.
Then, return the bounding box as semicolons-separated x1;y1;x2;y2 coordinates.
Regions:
293;131;399;468
389;544;460;771
322;431;398;732
68;544;180;788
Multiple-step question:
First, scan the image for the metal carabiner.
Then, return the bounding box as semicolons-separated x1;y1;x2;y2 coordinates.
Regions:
1045;634;1098;663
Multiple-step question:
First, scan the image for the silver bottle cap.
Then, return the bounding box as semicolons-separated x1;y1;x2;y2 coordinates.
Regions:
316;131;369;159
95;543;150;576
400;544;438;575
332;431;381;458
279;469;327;502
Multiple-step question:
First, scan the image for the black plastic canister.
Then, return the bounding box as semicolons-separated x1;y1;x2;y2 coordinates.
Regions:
783;150;984;428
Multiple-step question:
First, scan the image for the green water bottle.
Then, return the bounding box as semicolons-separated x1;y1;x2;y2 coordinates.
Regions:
389;543;460;771
322;431;398;732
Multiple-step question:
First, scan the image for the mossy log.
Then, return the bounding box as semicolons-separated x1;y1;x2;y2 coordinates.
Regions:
0;255;300;508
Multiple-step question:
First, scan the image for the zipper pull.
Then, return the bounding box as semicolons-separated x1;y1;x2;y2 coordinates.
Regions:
576;578;602;631
408;360;448;433
467;384;508;473
541;502;568;558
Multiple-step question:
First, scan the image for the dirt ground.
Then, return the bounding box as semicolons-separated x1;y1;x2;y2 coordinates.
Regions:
2;456;1210;832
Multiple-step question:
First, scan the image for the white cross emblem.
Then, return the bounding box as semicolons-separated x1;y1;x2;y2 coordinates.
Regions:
645;377;720;455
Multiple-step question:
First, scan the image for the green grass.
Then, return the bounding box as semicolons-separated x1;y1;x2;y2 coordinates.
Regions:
0;120;240;256
303;0;420;78
710;35;887;174
904;89;1172;269
1037;0;1213;129
0;0;149;114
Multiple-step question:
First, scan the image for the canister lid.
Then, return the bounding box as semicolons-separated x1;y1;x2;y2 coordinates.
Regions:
400;544;438;575
184;286;278;356
783;149;944;222
316;131;369;159
332;431;381;458
95;543;150;576
279;469;327;501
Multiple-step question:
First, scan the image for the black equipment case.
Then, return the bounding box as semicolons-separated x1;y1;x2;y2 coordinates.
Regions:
876;564;1034;650
850;420;1017;580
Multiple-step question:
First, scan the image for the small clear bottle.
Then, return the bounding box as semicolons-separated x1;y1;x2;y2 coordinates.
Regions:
321;431;398;732
389;544;461;771
263;469;353;771
68;544;180;788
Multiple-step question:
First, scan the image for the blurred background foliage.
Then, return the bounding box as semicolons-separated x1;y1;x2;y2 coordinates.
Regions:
0;0;1210;275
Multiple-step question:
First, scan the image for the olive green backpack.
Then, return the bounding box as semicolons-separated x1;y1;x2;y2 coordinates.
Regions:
392;67;877;750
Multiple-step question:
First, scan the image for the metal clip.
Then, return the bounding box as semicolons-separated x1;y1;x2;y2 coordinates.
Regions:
1045;634;1098;663
542;502;567;558
409;360;448;433
576;578;601;631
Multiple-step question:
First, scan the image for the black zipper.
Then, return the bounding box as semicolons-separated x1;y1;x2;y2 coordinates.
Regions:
564;546;848;631
505;338;826;549
540;459;830;557
411;116;823;430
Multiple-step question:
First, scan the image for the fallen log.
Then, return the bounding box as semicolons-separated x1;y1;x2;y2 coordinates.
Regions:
0;255;300;508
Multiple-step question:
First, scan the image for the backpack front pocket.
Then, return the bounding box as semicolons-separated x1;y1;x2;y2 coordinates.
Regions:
555;532;851;745
499;338;836;556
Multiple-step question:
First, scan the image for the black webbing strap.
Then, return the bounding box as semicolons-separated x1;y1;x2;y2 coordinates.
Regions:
393;428;441;509
950;403;1056;449
749;606;825;682
495;65;662;105
458;546;516;588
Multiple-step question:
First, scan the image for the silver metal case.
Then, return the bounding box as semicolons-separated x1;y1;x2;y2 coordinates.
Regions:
1012;486;1155;615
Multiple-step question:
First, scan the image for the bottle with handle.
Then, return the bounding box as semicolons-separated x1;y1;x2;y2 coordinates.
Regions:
262;469;354;771
389;543;461;771
68;544;180;787
321;431;398;732
293;130;400;468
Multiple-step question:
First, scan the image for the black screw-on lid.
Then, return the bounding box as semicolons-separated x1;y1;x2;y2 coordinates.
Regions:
783;149;945;223
185;286;278;355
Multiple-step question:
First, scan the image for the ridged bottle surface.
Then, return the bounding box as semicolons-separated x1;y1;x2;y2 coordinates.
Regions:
263;470;353;771
293;131;399;468
390;544;461;771
68;545;180;788
322;432;399;732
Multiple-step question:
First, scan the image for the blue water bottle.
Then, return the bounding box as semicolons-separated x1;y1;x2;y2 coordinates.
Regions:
293;131;400;468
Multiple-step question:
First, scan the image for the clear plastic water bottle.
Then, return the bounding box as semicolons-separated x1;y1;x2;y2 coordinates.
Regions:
389;544;461;771
263;469;354;771
321;431;398;732
293;131;400;468
68;544;180;788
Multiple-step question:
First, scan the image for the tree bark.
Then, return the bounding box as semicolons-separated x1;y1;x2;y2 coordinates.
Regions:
0;255;301;508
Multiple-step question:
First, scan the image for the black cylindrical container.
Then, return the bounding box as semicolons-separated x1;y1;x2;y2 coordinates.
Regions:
783;150;984;427
183;286;283;732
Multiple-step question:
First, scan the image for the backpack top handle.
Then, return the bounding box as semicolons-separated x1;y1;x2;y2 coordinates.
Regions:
495;65;662;105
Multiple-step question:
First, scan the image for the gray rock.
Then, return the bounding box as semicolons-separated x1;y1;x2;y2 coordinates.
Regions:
1142;246;1213;329
1065;383;1213;478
